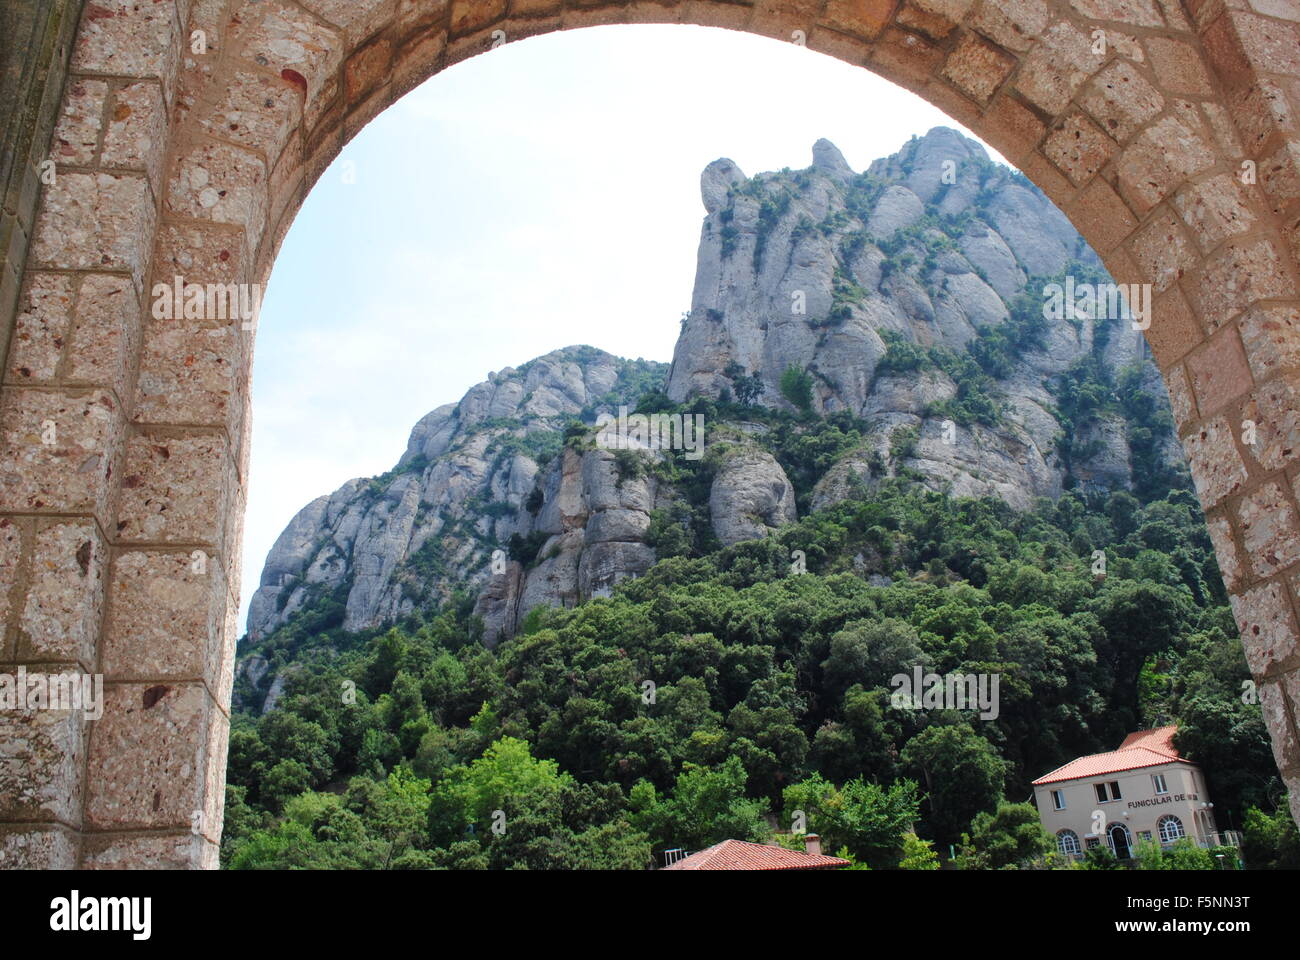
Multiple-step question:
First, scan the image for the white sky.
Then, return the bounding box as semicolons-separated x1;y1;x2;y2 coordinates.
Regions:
241;23;1006;632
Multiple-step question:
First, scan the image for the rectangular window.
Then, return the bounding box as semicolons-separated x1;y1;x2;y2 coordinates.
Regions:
1139;831;1152;842
1052;790;1065;810
1152;774;1168;794
1085;838;1100;850
1095;783;1109;803
1109;781;1122;800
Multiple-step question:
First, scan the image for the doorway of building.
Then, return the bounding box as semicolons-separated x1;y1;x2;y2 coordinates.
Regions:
1109;824;1133;861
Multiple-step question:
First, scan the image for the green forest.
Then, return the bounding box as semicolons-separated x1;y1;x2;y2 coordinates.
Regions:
224;416;1298;868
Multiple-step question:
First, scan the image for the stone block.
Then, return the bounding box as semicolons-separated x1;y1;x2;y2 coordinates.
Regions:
1233;577;1300;676
1244;378;1300;470
1190;236;1291;332
30;172;156;291
17;520;105;669
6;274;75;383
940;33;1016;104
50;78;108;167
84;682;217;831
1114;114;1216;213
1170;174;1257;251
103;550;228;686
64;273;141;392
1080;59;1164;144
1236;480;1300;578
1184;416;1249;507
0;388;123;522
1239;304;1300;381
133;316;244;439
1205;509;1244;591
72;0;181;105
102;81;168;185
1129;209;1195;293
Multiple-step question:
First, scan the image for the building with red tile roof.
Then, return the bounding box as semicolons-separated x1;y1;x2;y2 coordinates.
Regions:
661;837;849;870
1031;725;1182;786
1030;726;1224;860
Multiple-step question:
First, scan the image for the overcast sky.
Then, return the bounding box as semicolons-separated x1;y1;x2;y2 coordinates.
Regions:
241;24;1006;632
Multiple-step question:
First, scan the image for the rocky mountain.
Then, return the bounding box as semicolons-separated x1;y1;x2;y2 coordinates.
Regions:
668;127;1169;508
245;346;666;642
240;127;1184;709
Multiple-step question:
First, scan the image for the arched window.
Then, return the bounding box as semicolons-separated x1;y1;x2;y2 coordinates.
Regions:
1056;829;1081;856
1158;815;1185;843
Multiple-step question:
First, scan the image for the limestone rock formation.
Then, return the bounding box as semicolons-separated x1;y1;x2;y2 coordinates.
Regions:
665;125;1148;511
246;346;670;649
709;451;797;546
239;128;1182;709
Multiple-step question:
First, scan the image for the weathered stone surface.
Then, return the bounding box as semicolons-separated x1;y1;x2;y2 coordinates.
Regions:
1205;511;1243;592
1192;237;1292;333
117;434;233;547
104;551;228;685
0;701;87;825
133;318;243;432
18;520;104;667
1246;379;1300;470
1184;417;1248;508
1145;36;1213;96
71;0;181;103
102;81;167;182
199;70;302;162
970;0;1050;53
1115;115;1216;214
11;0;1300;865
30;172;156;289
1014;21;1100;115
7;273;75;383
710;451;797;547
1045;113;1116;186
940;33;1015;104
1257;674;1300;773
1147;286;1204;369
1080;59;1164;144
1240;305;1300;381
1186;328;1251;416
1130;210;1194;294
0;826;78;869
63;273;140;390
0;518;22;658
84;682;216;831
232;1;343;121
1232;579;1300;677
80;831;216;870
1236;481;1300;579
167;141;268;250
51;79;108;167
0;388;122;521
1171;174;1256;252
1163;362;1195;429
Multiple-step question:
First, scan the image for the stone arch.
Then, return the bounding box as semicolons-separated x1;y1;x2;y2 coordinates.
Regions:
2;0;1300;869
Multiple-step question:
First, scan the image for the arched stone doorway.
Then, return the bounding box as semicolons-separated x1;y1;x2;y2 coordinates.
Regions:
1;0;1299;869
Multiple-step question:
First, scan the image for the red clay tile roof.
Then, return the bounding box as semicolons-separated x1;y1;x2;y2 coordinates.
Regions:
662;839;850;870
1117;726;1179;756
1032;726;1184;786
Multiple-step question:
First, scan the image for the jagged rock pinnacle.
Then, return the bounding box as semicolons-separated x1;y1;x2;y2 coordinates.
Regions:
812;138;855;183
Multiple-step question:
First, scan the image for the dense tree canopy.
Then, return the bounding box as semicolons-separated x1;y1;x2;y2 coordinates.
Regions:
225;474;1283;870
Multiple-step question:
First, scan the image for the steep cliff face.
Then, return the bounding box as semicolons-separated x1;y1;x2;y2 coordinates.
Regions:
243;128;1183;705
666;126;1160;510
246;347;669;645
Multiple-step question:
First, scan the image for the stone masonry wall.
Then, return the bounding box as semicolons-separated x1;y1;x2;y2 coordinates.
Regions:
1;0;1300;867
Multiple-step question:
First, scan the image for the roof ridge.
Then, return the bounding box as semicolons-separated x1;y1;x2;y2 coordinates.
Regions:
663;837;850;870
